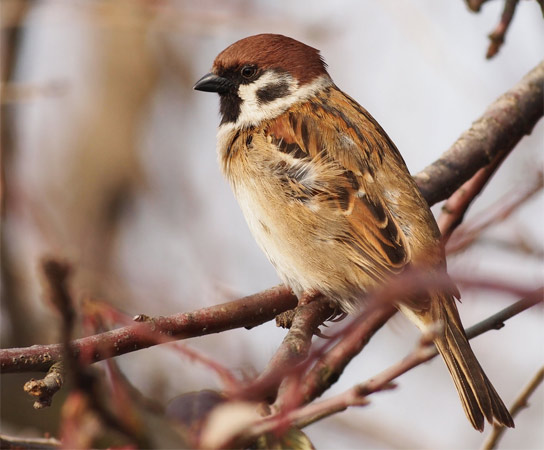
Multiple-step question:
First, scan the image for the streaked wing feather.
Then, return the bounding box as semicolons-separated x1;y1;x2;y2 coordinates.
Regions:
264;95;411;282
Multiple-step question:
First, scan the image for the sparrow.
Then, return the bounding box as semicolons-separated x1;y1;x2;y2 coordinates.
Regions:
194;33;514;431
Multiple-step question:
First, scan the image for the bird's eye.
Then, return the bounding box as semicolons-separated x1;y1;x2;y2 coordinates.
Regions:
240;65;257;79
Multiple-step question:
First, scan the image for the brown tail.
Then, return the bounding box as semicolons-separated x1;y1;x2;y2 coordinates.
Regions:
434;297;514;431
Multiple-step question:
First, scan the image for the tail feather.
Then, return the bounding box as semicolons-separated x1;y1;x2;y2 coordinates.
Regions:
433;297;514;431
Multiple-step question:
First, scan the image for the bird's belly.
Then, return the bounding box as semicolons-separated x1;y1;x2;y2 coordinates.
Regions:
233;178;370;306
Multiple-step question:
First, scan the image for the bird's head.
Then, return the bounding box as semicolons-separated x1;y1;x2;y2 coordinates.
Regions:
194;34;332;127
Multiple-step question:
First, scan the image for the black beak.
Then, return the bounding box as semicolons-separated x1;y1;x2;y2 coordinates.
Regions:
193;73;233;94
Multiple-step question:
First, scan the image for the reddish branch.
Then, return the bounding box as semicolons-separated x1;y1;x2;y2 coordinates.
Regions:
285;283;542;411
464;0;539;59
299;303;397;404
296;291;542;426
414;60;544;206
227;291;543;447
0;285;297;373
250;297;335;401
446;170;543;253
437;151;507;239
265;298;334;376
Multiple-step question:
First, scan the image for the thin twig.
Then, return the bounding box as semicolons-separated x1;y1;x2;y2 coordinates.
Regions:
487;0;519;59
41;259;149;445
446;170;543;253
465;287;543;339
482;366;544;449
438;150;508;240
465;0;491;12
23;361;65;409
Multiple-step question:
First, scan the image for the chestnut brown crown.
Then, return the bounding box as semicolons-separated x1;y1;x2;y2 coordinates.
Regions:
212;34;328;85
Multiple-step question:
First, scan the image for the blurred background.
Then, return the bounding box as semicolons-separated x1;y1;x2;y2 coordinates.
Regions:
1;0;543;448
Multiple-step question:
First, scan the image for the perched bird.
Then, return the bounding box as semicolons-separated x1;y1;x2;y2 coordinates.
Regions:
194;33;514;431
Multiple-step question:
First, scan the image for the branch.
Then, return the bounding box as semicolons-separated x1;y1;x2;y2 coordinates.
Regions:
293;282;542;410
486;0;519;59
446;170;543;253
464;0;536;59
0;285;297;373
437;150;507;239
482;366;544;449
299;303;397;404
255;297;335;401
464;287;543;339
233;292;542;445
299;288;543;427
465;0;492;12
413;61;544;206
23;362;65;409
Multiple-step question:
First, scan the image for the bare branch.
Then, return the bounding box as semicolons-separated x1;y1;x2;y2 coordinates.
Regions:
482;366;544;449
414;61;544;206
446;170;543;253
464;287;543;339
487;0;520;59
299;303;397;404
464;0;537;58
255;297;335;401
235;292;542;444
438;150;507;239
23;362;65;409
0;285;297;373
465;0;492;12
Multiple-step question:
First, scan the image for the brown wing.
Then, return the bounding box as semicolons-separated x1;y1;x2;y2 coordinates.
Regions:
263;87;415;283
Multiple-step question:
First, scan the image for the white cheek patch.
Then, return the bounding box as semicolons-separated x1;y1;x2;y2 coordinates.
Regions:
236;74;332;128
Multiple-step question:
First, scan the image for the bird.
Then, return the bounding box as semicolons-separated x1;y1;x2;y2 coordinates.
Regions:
194;33;514;431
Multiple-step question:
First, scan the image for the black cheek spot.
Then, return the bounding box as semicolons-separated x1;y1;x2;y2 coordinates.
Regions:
256;81;290;104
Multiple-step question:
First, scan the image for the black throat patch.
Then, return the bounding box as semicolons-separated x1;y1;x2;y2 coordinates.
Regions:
219;94;242;125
